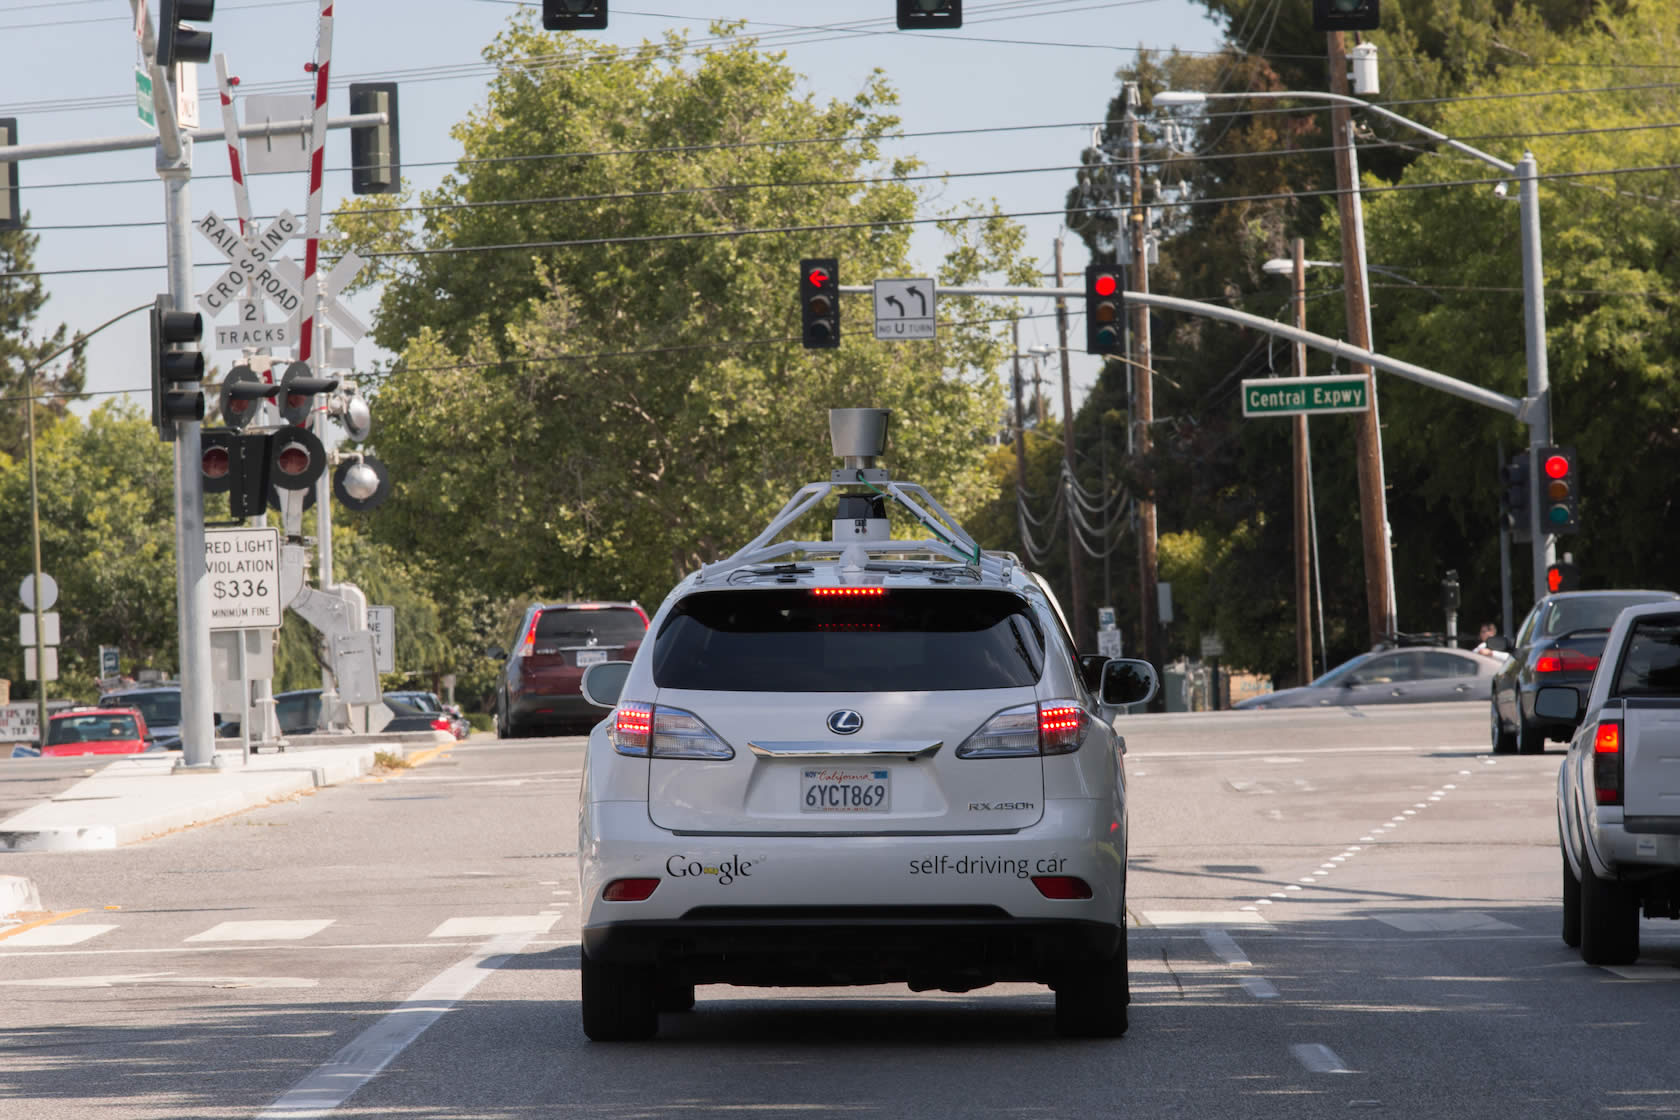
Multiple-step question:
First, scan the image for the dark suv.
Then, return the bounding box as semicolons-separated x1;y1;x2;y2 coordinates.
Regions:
494;601;648;738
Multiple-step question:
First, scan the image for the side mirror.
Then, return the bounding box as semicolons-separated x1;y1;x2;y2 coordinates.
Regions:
1100;658;1159;707
1534;685;1581;725
486;645;508;661
1484;635;1511;653
1078;654;1109;693
581;661;634;709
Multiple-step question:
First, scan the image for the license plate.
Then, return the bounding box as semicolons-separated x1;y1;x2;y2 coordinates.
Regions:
575;649;607;667
801;767;891;813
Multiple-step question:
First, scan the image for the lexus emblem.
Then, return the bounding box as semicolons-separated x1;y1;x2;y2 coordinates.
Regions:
826;709;864;735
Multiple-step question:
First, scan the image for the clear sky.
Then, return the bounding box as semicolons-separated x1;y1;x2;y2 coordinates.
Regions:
4;0;1227;421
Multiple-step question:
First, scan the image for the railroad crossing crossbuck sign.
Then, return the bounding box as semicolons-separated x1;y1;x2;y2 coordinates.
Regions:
873;278;936;341
195;210;302;349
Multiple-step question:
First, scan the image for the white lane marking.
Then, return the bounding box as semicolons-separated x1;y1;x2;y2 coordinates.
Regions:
427;915;558;938
1139;911;1270;928
258;931;541;1119
1240;976;1280;999
1142;746;1422;760
1371;912;1518;932
2;924;117;947
0;971;316;989
186;920;335;943
1202;928;1251;965
1291;1043;1351;1073
1603;965;1680;981
0;941;497;959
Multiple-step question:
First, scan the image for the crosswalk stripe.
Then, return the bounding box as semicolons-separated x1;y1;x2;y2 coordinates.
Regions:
185;920;336;942
427;915;559;938
2;923;118;947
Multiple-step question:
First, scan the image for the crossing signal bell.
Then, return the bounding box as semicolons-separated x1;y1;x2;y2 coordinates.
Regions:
1547;560;1579;594
897;0;962;28
543;0;607;28
156;0;215;69
1085;266;1124;355
1539;446;1579;534
349;83;400;195
800;258;840;350
150;294;205;441
1312;0;1378;31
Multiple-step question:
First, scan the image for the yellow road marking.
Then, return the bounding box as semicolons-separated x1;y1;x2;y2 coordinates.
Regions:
403;746;452;769
0;909;92;943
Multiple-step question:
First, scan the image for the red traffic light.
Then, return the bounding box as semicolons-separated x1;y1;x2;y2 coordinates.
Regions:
807;267;831;289
1547;562;1579;594
1093;273;1118;297
1543;454;1569;479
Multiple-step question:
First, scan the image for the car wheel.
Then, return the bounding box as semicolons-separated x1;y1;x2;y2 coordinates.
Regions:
1054;936;1129;1038
1517;718;1546;755
495;696;509;739
1561;848;1582;948
658;980;696;1013
1579;857;1639;966
580;949;659;1041
1490;702;1516;755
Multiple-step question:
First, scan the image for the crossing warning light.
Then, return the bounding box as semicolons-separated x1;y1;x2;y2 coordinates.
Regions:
1085;266;1124;355
201;429;271;519
278;361;340;427
800;258;840;350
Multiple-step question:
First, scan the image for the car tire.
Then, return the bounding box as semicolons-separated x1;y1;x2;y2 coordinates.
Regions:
580;949;659;1041
1490;703;1516;755
1517;718;1546;755
1053;937;1129;1039
658;980;696;1013
1561;848;1582;948
1579;857;1639;966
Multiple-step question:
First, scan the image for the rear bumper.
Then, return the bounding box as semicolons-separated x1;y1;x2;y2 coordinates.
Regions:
583;910;1123;986
510;692;597;724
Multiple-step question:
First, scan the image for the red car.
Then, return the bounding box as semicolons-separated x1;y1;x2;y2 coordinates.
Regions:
494;601;648;738
42;707;152;757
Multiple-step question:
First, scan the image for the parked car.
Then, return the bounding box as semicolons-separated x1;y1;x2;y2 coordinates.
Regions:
1490;588;1679;754
41;707;153;757
276;689;456;737
1232;646;1498;710
383;690;469;739
1551;601;1680;964
493;601;648;738
98;684;239;749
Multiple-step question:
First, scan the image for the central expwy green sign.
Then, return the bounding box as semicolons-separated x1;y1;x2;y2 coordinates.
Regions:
1241;375;1371;417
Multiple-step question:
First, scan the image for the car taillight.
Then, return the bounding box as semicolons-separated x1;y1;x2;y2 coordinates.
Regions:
1032;875;1094;900
429;717;451;732
957;700;1088;758
1534;647;1599;674
1593;720;1623;806
609;702;733;760
602;878;660;902
517;610;542;657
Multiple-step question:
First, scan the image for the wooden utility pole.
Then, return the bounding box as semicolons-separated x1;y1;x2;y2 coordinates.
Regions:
1011;318;1029;557
1054;237;1086;649
1127;82;1159;671
1290;238;1314;685
1328;31;1395;646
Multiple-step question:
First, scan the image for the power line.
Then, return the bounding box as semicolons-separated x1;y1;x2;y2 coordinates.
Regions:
0;0;312;33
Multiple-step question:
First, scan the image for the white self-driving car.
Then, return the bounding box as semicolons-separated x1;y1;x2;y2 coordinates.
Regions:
576;409;1158;1041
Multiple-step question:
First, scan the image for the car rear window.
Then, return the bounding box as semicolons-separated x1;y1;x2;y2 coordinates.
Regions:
651;588;1045;692
48;714;139;744
1614;615;1680;697
534;607;646;645
1542;594;1677;637
101;692;179;727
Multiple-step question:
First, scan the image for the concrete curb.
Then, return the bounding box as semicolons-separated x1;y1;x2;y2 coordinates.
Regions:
1;874;41;921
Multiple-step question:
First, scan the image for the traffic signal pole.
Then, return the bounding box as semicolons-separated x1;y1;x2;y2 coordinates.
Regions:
1125;83;1159;674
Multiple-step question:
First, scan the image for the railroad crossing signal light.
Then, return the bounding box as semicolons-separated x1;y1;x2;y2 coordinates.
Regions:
1085;266;1124;355
150;294;205;441
1312;0;1379;31
156;0;215;70
349;83;400;195
200;429;271;519
1547;560;1579;594
800;258;840;350
897;0;962;28
543;0;607;28
217;363;280;432
1539;445;1580;534
0;117;19;232
1500;452;1532;542
278;361;340;427
269;425;328;493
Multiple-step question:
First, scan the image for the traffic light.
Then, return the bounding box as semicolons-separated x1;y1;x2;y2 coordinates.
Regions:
1441;569;1460;612
278;361;340;427
1547;560;1580;594
155;0;214;70
800;258;840;350
1085;265;1124;355
200;429;272;519
349;83;400;195
0;117;19;232
897;0;962;28
1539;446;1580;534
150;294;205;441
1500;451;1531;542
543;0;607;29
1312;0;1379;31
218;363;279;432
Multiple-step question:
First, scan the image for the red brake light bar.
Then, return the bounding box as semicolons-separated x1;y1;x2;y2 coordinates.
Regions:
812;587;886;598
1534;647;1599;674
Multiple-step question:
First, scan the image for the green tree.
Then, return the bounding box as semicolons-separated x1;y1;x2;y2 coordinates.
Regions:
332;18;1034;609
1;224;87;461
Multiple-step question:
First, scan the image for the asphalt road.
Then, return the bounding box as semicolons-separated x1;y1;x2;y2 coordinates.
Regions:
2;704;1677;1120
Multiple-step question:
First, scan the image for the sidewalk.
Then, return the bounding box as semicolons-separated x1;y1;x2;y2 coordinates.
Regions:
0;732;454;918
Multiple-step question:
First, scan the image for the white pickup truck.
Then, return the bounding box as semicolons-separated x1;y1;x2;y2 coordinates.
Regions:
1550;600;1680;965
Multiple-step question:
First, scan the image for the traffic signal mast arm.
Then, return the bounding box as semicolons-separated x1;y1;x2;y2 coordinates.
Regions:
0;112;390;165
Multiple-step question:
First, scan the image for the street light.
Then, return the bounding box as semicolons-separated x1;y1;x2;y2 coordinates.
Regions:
1158;87;1555;604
